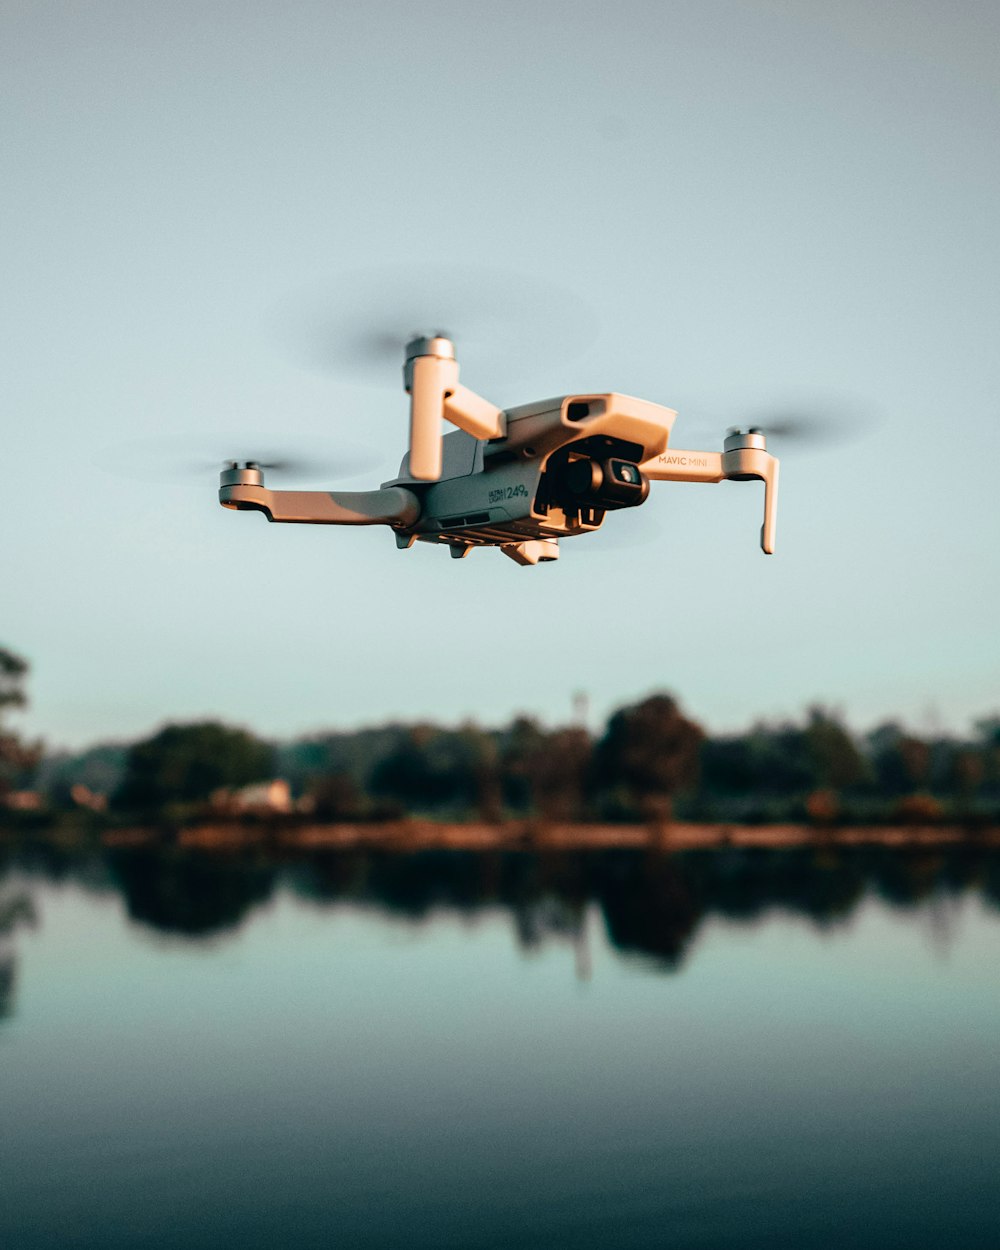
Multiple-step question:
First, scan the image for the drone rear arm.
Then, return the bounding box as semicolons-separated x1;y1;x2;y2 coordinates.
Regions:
405;338;504;480
220;473;420;528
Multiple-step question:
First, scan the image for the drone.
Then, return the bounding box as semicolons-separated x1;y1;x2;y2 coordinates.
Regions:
219;334;778;566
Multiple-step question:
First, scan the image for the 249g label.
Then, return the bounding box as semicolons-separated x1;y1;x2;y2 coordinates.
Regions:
488;484;529;505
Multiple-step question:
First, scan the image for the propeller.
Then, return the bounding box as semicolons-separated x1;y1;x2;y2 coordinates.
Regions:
95;433;381;485
591;401;874;555
270;262;600;395
680;400;874;453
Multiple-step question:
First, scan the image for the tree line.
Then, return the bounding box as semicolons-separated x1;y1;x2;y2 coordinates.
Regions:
4;645;1000;824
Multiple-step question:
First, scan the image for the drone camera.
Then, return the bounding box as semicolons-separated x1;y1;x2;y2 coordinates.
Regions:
565;456;649;510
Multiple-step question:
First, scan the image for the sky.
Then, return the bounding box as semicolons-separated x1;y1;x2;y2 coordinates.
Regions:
3;0;999;749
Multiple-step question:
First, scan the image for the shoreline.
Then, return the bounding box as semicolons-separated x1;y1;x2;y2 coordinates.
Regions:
89;820;1000;852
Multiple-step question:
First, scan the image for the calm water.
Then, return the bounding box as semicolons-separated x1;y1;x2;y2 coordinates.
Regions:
2;841;999;1249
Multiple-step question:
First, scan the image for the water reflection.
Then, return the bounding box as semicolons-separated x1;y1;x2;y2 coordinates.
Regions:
109;847;277;936
3;838;1000;1250
3;840;1000;998
0;883;36;1017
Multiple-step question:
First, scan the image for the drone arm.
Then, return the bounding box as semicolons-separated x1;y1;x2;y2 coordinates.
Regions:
722;442;779;556
641;450;726;483
444;384;504;440
408;353;456;481
640;441;779;554
220;481;420;527
405;338;504;480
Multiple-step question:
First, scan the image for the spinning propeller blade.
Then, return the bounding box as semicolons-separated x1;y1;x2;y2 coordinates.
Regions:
681;400;873;452
742;409;866;447
96;433;380;485
271;262;599;394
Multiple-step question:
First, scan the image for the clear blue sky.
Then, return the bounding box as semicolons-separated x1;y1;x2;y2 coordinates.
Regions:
4;1;998;748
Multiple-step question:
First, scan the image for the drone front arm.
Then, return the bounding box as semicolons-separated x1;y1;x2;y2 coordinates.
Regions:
220;478;420;527
721;440;779;556
641;449;726;483
640;438;779;554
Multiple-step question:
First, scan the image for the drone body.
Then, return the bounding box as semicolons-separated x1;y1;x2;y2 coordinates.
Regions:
220;335;779;565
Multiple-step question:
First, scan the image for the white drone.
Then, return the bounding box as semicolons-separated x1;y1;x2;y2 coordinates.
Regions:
219;334;778;566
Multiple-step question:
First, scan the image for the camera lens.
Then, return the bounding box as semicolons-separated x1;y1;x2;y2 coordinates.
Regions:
559;456;647;512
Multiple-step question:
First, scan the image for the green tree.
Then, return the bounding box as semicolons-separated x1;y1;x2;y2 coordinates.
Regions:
948;748;985;804
500;718;593;820
974;718;1000;800
0;647;41;798
499;717;547;813
370;723;500;817
0;648;29;719
701;721;816;812
867;724;931;796
310;770;365;820
803;707;868;790
116;721;274;813
596;693;703;819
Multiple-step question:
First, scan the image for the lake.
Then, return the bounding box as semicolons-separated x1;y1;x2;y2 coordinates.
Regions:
2;841;999;1248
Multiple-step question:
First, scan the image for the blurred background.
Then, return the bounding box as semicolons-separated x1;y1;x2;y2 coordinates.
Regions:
3;3;999;1247
3;0;998;748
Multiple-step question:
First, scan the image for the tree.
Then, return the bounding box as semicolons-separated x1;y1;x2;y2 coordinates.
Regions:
803;707;868;790
867;723;931;796
947;748;985;800
370;724;500;817
115;721;274;813
974;717;1000;799
500;718;593;820
974;717;1000;748
596;693;703;819
0;647;41;798
0;648;29;719
310;771;364;820
499;717;547;813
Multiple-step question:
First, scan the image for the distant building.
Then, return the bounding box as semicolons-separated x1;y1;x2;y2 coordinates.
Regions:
210;779;293;815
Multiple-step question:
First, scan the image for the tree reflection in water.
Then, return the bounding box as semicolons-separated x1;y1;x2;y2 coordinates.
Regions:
108;847;277;936
0;884;37;1019
2;842;1000;994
